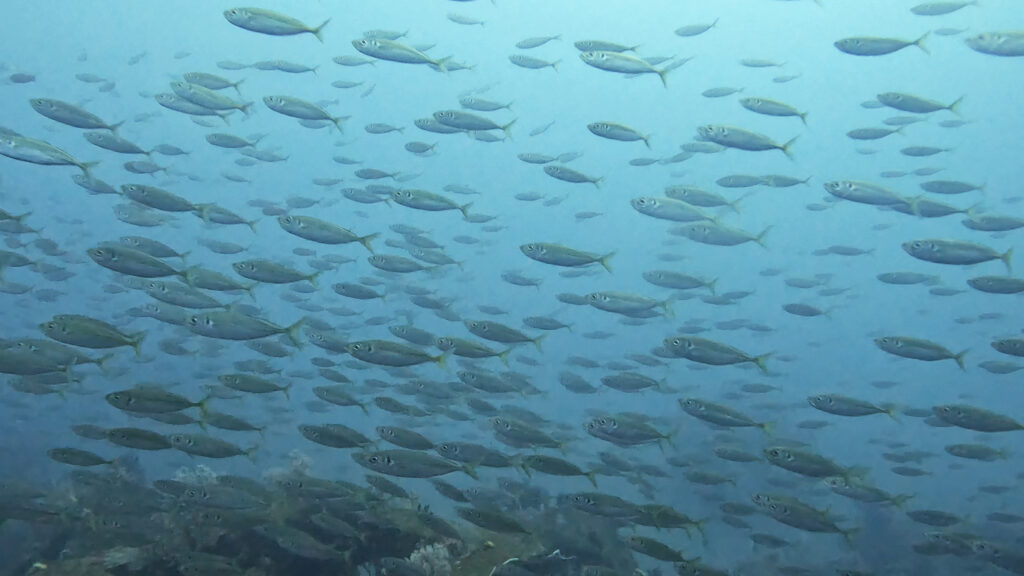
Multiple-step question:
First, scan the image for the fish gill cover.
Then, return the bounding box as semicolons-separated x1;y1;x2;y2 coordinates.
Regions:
0;1;1022;575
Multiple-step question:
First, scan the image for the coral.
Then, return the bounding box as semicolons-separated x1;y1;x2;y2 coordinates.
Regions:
288;449;313;474
173;464;218;485
101;546;147;570
262;449;314;484
408;541;454;576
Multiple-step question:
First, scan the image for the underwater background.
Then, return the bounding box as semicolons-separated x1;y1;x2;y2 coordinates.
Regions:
1;1;1023;575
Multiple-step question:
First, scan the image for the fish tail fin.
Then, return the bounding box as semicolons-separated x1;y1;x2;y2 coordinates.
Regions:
753;352;773;374
949;95;964;117
432;56;452;74
129;331;146;356
551;59;561;72
285;317;307;348
800;111;808;126
358;402;369;416
218;111;232;126
891;493;914;509
79;161;100;177
533;333;547;352
881;403;902;422
109;121;125;135
706;278;718;295
846;466;872;481
459;202;474;219
331;117;345;133
1001;247;1013;274
359;232;379;253
915;31;931;54
599;251;615;273
516;458;532;477
245;446;259;464
502;119;517;141
586;472;599;488
282;382;293;401
954;349;969;371
434;350;449;370
94;353;115;375
759;421;775;436
312;18;331;43
657;68;669;88
461;464;479;481
240;102;254;117
643;134;652;149
233;77;246;97
842;527;861;548
755;226;773;248
498;348;512;367
307;270;321;289
592;176;603;189
731;192;753;214
781;136;798;160
661;299;675;318
13;211;31;224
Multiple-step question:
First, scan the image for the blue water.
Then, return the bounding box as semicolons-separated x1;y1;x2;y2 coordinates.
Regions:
1;1;1023;574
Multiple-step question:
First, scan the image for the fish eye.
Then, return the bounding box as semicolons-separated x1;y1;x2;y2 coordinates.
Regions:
368;456;379;463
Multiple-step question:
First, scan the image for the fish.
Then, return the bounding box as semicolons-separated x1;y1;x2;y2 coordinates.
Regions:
697;125;796;157
520;242;613;272
579;51;672;86
263;95;346;130
345;340;446;367
223;7;329;41
932;404;1024;432
353;449;477;479
807;394;896;418
353;38;450;71
0;133;98;174
40;314;144;355
679;398;771;432
739;97;808;124
965;31;1024;57
29;98;122;132
902;239;1013;273
543;165;602;187
874;336;967;370
877;92;963;114
105;386;208;413
835;34;930;56
186;310;305;347
277;215;377;250
587;122;650;147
